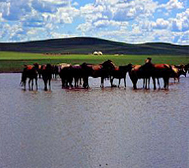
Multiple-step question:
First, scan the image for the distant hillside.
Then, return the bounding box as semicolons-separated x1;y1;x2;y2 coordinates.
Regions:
0;37;188;55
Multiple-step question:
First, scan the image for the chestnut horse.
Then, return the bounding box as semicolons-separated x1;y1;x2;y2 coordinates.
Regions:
129;63;173;90
81;60;116;88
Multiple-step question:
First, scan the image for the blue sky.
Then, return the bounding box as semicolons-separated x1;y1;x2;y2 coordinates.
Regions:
0;0;188;44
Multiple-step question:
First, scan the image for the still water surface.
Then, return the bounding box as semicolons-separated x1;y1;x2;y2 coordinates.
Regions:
0;73;189;168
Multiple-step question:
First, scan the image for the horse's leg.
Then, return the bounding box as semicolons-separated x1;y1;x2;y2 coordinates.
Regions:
118;78;121;87
31;79;34;90
100;77;104;88
143;79;145;88
61;78;65;88
35;78;38;90
83;77;89;88
110;77;114;87
148;78;150;89
132;79;137;90
124;77;126;88
44;79;47;91
23;79;26;90
157;78;160;89
163;77;169;89
49;79;51;90
28;79;31;90
152;77;156;90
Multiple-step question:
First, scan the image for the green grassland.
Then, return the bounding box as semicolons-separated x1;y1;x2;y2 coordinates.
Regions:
0;51;189;73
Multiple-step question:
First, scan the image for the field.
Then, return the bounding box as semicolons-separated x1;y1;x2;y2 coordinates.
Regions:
0;51;189;73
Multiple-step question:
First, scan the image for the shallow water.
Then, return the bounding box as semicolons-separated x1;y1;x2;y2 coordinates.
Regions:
0;73;189;168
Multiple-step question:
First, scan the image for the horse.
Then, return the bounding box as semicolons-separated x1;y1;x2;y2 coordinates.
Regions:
170;65;186;82
33;63;42;78
81;60;116;88
71;64;85;88
59;63;73;88
129;63;173;90
129;64;153;89
41;64;53;91
51;65;59;79
20;65;38;90
110;64;133;87
151;64;174;90
184;63;189;74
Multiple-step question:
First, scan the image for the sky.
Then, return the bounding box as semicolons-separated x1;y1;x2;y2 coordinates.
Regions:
0;0;189;45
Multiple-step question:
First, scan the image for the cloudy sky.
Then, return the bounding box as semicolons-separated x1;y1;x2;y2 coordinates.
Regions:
0;0;188;44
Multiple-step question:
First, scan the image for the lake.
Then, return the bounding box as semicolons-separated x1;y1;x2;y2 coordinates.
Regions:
0;73;189;168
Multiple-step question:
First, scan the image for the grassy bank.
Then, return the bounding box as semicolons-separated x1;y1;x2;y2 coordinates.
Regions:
0;51;189;73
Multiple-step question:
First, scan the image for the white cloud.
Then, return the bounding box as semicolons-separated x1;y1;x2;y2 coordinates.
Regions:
151;18;170;29
177;31;189;44
159;0;184;10
171;9;189;31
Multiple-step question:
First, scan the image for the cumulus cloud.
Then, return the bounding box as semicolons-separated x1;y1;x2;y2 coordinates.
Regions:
151;18;170;29
0;0;188;44
1;0;32;21
171;9;189;31
159;0;184;10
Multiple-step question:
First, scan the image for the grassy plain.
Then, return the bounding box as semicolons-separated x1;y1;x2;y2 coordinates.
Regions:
0;51;189;73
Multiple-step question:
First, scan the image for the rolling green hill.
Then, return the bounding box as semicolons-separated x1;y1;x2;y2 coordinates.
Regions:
0;37;188;55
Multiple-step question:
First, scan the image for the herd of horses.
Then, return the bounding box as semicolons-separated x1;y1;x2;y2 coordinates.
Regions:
20;58;189;91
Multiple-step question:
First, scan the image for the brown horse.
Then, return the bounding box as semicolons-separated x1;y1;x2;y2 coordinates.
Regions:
170;65;186;82
20;65;38;90
129;64;152;89
129;63;173;90
41;64;53;91
152;64;174;89
110;64;133;87
81;60;116;88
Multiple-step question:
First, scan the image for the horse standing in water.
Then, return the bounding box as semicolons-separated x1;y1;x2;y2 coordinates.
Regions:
41;64;53;91
20;65;38;90
129;58;174;90
110;63;133;87
81;60;116;88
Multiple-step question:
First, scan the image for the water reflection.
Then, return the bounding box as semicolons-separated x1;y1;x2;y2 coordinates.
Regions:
0;73;189;168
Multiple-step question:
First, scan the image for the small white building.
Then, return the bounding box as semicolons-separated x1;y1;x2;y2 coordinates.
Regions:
93;51;103;55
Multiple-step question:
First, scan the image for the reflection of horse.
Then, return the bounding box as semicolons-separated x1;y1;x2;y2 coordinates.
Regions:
81;60;116;88
20;65;38;90
110;64;132;87
41;64;53;91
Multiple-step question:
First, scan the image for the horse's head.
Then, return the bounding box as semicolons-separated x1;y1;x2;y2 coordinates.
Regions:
101;60;116;70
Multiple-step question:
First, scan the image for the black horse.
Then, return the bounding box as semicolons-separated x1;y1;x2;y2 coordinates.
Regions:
110;64;132;87
20;65;38;90
41;64;53;91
